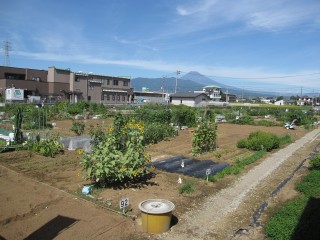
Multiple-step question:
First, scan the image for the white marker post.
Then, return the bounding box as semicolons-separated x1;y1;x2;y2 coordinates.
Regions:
206;169;211;182
119;198;129;214
181;160;185;175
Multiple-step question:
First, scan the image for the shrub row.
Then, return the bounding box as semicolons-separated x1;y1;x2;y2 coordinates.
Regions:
237;131;291;151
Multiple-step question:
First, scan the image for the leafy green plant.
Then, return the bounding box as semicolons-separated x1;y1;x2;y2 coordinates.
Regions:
70;121;85;136
192;121;217;155
82;117;151;186
135;107;172;124
236;131;281;151
143;122;176;144
13;106;23;144
295;170;320;196
265;170;320;240
171;105;197;127
178;181;195;194
29;135;64;157
23;105;51;130
265;196;307;240
309;153;320;169
88;124;108;144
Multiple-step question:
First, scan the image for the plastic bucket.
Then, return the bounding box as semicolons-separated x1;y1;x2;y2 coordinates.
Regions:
139;199;175;234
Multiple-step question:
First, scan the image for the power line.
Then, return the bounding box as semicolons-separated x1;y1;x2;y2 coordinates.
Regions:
2;40;11;66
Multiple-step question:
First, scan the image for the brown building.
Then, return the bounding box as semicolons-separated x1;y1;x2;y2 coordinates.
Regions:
0;66;132;104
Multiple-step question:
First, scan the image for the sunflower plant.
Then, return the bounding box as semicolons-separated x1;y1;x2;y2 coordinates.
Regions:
82;115;151;186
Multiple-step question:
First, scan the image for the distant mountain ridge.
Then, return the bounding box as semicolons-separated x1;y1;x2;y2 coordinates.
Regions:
131;77;204;93
131;71;279;97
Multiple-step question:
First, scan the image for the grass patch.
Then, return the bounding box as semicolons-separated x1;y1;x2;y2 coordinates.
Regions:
279;134;293;147
265;169;320;240
178;181;195;195
209;150;267;182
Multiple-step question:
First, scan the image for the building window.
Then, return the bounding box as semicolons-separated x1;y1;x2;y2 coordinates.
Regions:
117;95;120;101
5;73;25;80
113;80;118;86
122;95;126;101
75;77;80;82
107;95;110;101
112;95;115;101
123;81;128;86
31;76;41;82
107;79;110;85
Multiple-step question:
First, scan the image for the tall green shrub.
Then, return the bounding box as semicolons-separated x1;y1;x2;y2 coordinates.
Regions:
237;131;280;151
171;105;197;127
192;121;217;154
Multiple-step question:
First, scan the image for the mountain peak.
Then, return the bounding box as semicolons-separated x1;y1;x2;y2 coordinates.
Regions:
181;71;217;86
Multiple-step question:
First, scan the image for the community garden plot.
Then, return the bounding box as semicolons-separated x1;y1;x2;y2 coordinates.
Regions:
149;156;229;179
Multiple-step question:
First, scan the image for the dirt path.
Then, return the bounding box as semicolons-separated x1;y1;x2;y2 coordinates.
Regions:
158;129;320;240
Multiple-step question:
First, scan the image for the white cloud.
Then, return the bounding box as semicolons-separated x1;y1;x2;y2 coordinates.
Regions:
176;0;218;16
13;50;320;92
174;0;320;33
113;36;158;51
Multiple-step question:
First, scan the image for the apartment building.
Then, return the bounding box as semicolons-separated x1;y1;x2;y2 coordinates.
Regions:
0;66;132;104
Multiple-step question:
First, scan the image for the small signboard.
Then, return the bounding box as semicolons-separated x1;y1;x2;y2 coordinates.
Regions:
206;169;211;182
119;198;129;214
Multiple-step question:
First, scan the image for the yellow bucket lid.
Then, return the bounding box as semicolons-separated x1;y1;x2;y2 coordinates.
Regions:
139;199;175;214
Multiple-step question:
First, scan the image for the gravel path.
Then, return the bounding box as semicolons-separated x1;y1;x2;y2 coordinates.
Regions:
159;129;320;240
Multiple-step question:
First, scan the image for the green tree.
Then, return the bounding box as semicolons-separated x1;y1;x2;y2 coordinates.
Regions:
276;96;284;101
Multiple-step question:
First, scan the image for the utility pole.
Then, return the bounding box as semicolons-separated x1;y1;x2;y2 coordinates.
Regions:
162;75;166;104
175;70;180;93
2;40;11;66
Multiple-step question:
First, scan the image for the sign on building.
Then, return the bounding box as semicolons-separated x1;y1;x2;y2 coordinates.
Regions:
5;88;24;101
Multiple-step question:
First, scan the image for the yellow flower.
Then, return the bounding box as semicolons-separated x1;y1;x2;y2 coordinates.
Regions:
77;149;83;155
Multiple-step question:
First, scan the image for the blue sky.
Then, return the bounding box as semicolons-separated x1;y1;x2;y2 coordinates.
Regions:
1;0;320;94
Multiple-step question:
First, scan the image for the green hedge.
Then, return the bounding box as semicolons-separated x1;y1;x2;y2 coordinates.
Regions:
237;131;280;151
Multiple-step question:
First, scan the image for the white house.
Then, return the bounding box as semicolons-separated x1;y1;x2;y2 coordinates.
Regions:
170;92;209;107
203;85;221;102
274;99;285;106
297;96;313;106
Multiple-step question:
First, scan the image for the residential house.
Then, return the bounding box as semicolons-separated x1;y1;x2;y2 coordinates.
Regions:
170;92;209;107
203;85;221;102
297;96;313;106
274;99;285;106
